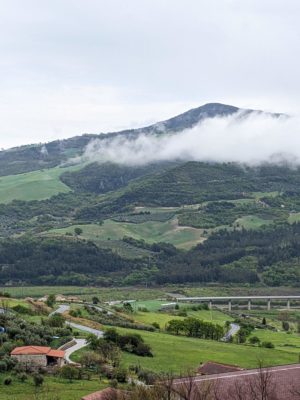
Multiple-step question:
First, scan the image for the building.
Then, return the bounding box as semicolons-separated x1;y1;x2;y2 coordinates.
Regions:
11;346;65;368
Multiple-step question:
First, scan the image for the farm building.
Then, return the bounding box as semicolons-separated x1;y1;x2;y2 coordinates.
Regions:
11;346;65;368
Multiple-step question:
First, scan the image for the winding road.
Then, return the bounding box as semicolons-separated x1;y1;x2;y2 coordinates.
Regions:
223;323;240;341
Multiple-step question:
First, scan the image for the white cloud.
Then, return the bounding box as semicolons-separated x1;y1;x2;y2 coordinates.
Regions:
80;112;300;166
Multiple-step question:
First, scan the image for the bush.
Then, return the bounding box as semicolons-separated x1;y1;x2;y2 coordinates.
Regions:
152;322;160;329
17;373;28;382
110;378;118;388
33;374;44;387
282;321;290;331
3;377;12;385
137;369;157;385
249;336;260;345
59;365;80;382
261;341;275;348
0;361;7;372
134;342;153;357
113;368;127;383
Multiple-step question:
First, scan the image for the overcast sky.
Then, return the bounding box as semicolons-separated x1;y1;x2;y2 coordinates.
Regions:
0;0;299;149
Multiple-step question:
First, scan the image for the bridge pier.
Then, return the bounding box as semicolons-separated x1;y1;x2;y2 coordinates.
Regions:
267;299;271;310
248;299;251;311
208;300;212;310
228;300;232;312
287;299;290;310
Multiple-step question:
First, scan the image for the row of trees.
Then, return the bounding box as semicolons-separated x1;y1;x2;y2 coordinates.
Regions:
166;318;224;340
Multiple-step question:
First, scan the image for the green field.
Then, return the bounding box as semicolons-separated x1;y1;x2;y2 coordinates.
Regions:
133;309;232;328
288;212;300;223
249;329;300;353
233;215;273;229
48;217;205;250
72;327;298;374
0;374;108;400
0;167;72;203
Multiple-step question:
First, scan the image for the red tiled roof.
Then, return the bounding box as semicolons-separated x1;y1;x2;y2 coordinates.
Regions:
48;349;65;358
11;346;65;358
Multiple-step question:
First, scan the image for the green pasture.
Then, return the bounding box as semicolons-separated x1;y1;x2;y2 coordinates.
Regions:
72;327;298;374
288;212;300;223
234;215;273;229
0;374;108;400
249;329;300;354
0;167;73;204
48;217;205;250
133;308;232;329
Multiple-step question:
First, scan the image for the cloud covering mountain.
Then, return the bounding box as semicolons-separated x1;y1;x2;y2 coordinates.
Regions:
80;111;299;166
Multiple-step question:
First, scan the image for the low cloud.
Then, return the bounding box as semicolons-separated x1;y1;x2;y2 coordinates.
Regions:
78;112;300;166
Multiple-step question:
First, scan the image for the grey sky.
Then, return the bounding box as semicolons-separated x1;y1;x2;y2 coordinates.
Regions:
0;0;299;148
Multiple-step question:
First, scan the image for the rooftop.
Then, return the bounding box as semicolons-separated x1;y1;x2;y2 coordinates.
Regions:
11;346;65;358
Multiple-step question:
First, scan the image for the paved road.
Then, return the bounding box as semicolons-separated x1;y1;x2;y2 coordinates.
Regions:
49;304;70;316
223;323;240;341
63;339;88;364
66;321;104;337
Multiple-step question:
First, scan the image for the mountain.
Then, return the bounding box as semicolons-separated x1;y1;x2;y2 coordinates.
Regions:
0;103;251;177
0;102;298;288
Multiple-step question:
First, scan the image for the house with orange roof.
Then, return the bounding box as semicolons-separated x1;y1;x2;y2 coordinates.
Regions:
11;346;65;368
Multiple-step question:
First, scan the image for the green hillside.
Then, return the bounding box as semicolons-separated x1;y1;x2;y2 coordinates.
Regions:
0;168;71;203
47;217;205;250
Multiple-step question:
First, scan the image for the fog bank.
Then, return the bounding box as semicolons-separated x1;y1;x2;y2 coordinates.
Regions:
79;112;300;166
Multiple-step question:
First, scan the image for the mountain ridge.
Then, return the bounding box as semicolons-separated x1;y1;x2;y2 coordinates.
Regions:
0;102;273;177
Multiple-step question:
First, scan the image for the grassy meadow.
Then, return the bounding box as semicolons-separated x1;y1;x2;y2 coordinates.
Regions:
47;217;205;250
0;374;108;400
0;167;71;203
71;326;298;374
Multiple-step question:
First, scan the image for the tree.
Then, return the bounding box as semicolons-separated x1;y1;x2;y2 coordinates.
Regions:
60;365;80;382
123;302;133;313
282;321;290;331
92;296;100;304
46;294;56;308
262;317;267;325
249;336;260;345
74;227;83;236
47;313;65;328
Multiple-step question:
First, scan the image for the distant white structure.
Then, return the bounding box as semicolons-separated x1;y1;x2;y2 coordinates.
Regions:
160;302;177;310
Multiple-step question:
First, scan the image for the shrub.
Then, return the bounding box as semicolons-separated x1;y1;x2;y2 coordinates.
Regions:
3;377;12;385
17;373;28;382
33;374;44;387
59;365;80;382
134;342;153;357
113;368;127;383
262;341;275;348
152;322;160;329
137;369;157;385
282;321;290;331
110;379;118;388
249;336;260;345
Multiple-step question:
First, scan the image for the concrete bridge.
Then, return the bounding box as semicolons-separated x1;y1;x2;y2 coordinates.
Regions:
175;296;300;311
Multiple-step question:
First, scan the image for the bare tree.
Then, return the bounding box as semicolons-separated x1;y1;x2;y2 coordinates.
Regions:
172;372;213;400
246;362;278;400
